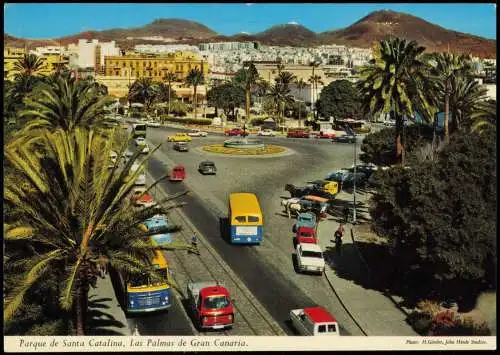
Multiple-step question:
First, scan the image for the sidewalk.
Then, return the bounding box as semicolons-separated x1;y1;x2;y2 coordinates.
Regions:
316;215;417;336
86;274;131;335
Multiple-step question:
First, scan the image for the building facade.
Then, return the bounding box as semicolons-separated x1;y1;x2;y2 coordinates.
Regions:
4;47;69;80
103;51;209;82
67;39;120;71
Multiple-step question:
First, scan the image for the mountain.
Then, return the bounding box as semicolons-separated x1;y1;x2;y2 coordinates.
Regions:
4;11;496;58
319;10;496;58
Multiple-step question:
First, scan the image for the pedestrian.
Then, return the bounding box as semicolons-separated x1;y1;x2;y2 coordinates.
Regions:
343;206;350;224
191;233;199;254
334;225;344;255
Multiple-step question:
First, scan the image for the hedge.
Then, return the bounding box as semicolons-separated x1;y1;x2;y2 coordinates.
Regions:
160;116;212;125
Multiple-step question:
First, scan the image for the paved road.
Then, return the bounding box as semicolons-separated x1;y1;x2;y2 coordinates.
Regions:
143;126;366;335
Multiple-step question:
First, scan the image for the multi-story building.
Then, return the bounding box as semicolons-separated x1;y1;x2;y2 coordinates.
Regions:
67;39;120;72
4;46;69;80
4;47;26;80
103;51;209;82
198;42;259;51
134;44;200;54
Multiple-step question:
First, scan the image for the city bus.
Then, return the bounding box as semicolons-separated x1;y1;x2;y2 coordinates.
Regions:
132;123;147;138
228;192;263;244
125;250;172;313
139;214;172;247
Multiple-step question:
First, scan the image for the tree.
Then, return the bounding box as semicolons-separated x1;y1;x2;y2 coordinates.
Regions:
13;53;44;77
294;78;307;127
267;82;295;132
4;127;191;334
207;83;245;120
19;75;113;133
316;80;362;122
448;75;488;132
357;37;428;165
185;68;204;120
163;71;177;116
468;99;497;135
308;74;323;120
369;130;496;305
233;63;260;127
429;53;473;143
156;83;177;105
128;77;158;114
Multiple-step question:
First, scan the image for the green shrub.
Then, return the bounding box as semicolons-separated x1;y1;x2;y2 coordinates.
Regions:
160;116;212;125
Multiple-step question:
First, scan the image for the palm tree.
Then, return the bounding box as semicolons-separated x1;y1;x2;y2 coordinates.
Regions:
19;75;113;133
448;76;489;132
185;68;204;120
357;37;428;165
155;83;176;120
163;71;177;117
4;127;192;334
309;61;321;120
429;53;473;142
267;82;295;133
128;77;158;115
469;99;496;135
275;71;296;122
13;53;44;77
233;63;260;129
294;78;307;127
276;62;285;76
255;80;270;108
308;74;323;121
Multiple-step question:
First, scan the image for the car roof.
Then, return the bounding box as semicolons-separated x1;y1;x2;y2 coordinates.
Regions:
304;307;336;323
297;226;315;233
199;285;230;298
201;161;215;164
299;243;322;252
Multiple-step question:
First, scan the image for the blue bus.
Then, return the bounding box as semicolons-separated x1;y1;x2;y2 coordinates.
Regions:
228;193;264;244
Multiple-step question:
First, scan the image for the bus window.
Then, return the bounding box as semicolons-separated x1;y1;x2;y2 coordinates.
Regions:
234;216;246;223
247;216;259;223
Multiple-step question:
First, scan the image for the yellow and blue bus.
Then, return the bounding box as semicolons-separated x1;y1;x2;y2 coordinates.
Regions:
228;192;263;244
126;250;172;313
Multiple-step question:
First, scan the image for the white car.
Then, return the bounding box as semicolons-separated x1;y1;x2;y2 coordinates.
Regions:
188;129;208;137
296;243;325;274
130;162;146;185
258;129;276;137
134;137;150;154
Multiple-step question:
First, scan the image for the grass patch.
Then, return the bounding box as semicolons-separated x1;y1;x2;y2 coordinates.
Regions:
202;144;286;155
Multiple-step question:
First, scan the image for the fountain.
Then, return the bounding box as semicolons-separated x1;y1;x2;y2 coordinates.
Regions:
223;138;265;149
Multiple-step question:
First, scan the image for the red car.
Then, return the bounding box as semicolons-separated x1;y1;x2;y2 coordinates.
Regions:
169;165;186;181
287;129;311;138
224;128;249;136
295;226;318;245
315;131;336;139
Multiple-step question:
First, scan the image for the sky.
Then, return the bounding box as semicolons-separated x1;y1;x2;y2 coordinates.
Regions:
4;3;497;40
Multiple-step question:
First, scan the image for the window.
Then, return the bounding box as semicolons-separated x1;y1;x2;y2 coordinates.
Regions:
203;296;230;309
235;216;246;223
318;325;326;333
248;216;259;223
301;251;323;259
327;324;337;333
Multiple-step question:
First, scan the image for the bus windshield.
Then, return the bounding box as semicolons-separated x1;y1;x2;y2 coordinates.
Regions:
129;268;168;288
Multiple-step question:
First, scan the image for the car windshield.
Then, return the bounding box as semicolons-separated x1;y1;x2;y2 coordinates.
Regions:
301;250;323;258
203;295;230;309
300;231;313;237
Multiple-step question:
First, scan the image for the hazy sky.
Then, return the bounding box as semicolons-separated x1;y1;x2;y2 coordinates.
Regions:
4;3;497;40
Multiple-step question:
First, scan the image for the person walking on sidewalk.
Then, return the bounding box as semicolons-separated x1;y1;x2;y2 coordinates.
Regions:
343;206;350;224
191;233;200;255
334;224;344;255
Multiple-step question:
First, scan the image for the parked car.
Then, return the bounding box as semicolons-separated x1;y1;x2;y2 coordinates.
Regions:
326;169;367;189
224;128;249;136
293;212;317;233
332;134;356;143
188;129;208;137
290;307;340;336
187;281;235;330
314;131;336;139
173;142;189;152
258;129;276;137
131;186;155;207
295;226;317;245
134;137;150;153
146;120;161;127
287;129;311;138
167;133;192;142
198;160;217;175
169;165;186;181
295;243;325;274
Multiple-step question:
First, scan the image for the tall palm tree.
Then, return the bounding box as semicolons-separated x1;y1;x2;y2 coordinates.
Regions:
294;78;307;127
357;37;428;165
275;71;296;121
469;99;496;135
19;75;113;133
163;71;177;117
429;53;473;142
255;80;270;108
448;75;489;132
155;83;176;119
308;74;323;120
13;53;45;77
185;68;204;120
128;77;158;114
267;82;295;133
233;63;260;128
4;127;191;334
309;61;321;120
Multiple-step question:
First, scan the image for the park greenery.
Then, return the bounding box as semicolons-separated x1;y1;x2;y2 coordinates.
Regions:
316;79;362;122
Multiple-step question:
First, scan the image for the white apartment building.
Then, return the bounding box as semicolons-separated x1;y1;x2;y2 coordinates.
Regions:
30;46;68;57
134;44;200;54
198;42;259;51
67;39;120;71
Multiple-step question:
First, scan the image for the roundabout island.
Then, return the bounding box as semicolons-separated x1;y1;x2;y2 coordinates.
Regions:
201;138;290;156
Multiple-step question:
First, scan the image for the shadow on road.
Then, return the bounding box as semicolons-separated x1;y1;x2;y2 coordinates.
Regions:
85;295;127;335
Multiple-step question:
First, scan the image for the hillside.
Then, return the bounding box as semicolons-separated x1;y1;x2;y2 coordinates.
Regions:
319;10;496;57
4;11;496;58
